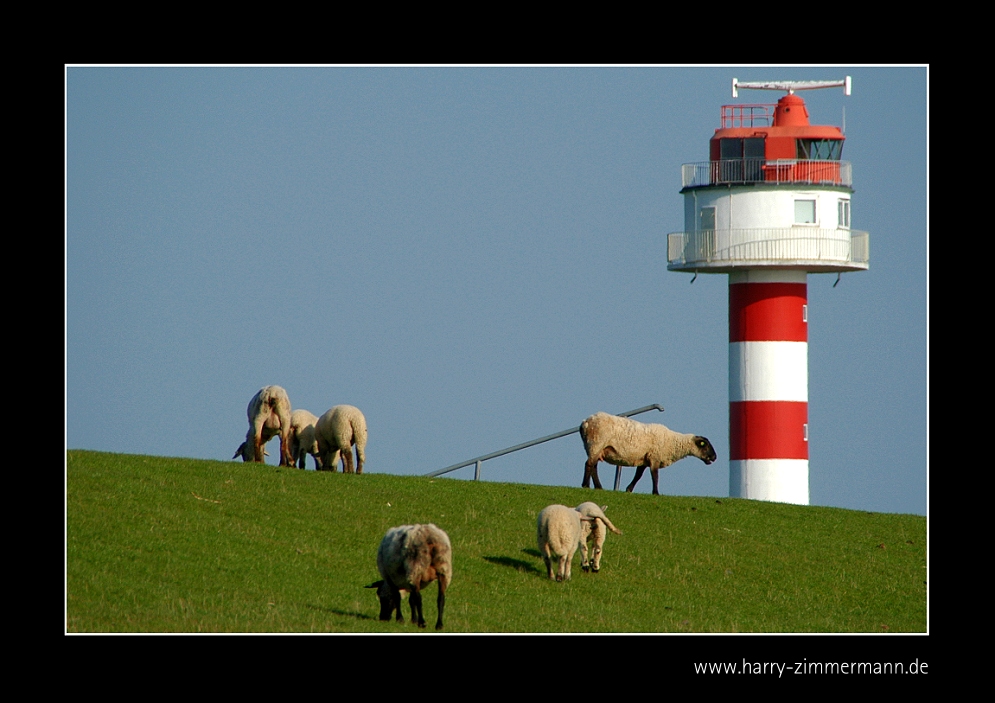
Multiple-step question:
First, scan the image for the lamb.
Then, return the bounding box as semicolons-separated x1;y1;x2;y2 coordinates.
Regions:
315;404;367;473
232;385;293;466
535;504;610;582
580;411;716;496
575;502;622;573
366;523;453;630
289;409;321;470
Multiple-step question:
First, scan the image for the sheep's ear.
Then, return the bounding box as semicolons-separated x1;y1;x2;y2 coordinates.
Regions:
600;505;608;512
365;580;384;589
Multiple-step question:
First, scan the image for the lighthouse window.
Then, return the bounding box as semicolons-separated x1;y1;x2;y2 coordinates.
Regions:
699;206;715;231
718;138;765;182
794;199;816;224
838;199;850;228
796;139;843;160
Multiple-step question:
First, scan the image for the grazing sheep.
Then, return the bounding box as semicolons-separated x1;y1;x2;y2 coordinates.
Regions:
575;502;622;573
232;385;293;466
289;409;321;470
366;523;453;630
315;405;367;473
580;412;716;496
536;504;603;582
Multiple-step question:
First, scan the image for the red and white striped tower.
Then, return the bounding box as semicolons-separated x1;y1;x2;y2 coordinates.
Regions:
668;78;868;505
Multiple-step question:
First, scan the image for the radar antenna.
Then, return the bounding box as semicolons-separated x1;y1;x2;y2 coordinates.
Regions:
732;77;851;98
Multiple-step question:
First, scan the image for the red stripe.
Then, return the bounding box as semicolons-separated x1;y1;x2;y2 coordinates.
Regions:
729;283;807;342
729;401;808;460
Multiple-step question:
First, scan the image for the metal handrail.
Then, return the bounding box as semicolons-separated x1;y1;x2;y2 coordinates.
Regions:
425;404;665;479
681;159;851;188
667;228;869;268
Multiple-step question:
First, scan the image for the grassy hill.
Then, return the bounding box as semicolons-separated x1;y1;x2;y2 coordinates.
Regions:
66;450;926;633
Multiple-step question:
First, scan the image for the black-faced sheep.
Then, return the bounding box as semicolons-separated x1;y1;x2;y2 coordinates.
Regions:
232;385;293;467
536;504;610;582
580;412;716;496
289;409;320;470
575;502;622;573
366;523;453;630
315;404;367;473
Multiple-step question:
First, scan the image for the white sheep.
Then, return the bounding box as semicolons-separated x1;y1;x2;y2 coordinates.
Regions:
315;404;367;473
536;504;608;582
366;523;453;630
289;409;321;470
580;411;716;495
575;502;622;573
232;385;293;466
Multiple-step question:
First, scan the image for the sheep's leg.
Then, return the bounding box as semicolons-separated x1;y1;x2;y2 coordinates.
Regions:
625;466;647;492
388;583;404;622
583;458;604;489
278;432;293;467
650;468;661;495
410;589;426;628
592;545;602;572
580;539;590;572
542;545;555;580
342;445;355;474
435;579;446;630
355;444;365;475
557;555;569;582
250;415;267;462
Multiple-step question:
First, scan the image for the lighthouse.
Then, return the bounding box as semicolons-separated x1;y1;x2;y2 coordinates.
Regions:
668;78;869;505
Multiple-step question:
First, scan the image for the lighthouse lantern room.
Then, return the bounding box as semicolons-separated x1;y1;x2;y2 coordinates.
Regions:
668;77;868;505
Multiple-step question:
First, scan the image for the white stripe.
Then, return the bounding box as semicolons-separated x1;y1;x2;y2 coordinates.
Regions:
729;341;808;402
729;459;809;505
729;270;807;284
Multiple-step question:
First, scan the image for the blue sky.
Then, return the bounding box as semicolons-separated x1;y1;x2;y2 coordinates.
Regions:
65;66;927;515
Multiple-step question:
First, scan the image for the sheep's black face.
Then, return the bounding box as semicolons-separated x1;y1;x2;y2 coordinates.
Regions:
694;437;717;465
366;580;399;621
233;442;252;462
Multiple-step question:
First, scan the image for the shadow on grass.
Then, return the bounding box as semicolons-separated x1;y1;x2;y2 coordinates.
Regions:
306;603;375;621
483;552;542;575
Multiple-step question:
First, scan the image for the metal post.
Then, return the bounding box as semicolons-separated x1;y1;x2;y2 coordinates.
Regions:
614;466;621;491
474;460;481;481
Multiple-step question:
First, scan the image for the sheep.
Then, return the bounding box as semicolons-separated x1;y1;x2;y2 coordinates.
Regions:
536;504;605;582
580;412;716;496
232;385;293;466
575;502;622;573
289;409;321;470
315;404;367;473
365;523;452;630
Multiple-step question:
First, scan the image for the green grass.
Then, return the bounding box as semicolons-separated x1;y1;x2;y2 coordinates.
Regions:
66;450;926;633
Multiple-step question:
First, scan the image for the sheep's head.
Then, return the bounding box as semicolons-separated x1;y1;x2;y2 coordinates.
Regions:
233;442;252;462
692;436;717;465
365;580;400;621
233;442;269;462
